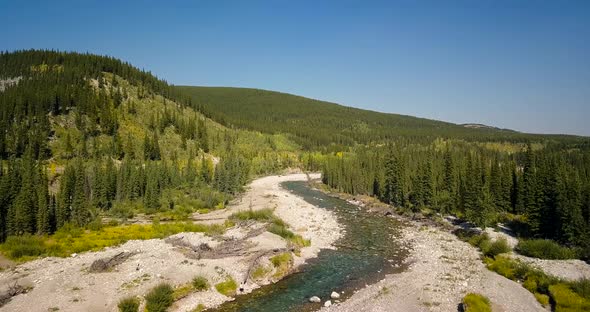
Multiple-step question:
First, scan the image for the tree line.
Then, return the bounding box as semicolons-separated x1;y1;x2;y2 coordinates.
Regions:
321;142;590;256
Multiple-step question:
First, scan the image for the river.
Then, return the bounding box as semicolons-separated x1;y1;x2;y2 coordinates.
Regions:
212;181;409;312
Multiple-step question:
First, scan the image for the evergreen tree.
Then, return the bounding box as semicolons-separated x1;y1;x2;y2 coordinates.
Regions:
36;166;51;234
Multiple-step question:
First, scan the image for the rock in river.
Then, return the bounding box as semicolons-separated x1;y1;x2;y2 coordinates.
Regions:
309;296;321;303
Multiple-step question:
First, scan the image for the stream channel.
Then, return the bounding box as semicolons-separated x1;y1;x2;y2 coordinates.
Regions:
213;180;410;312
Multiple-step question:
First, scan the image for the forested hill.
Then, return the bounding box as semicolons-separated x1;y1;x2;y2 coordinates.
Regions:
175;86;586;149
0;50;301;242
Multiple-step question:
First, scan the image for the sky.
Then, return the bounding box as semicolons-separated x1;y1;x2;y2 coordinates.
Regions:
1;1;589;136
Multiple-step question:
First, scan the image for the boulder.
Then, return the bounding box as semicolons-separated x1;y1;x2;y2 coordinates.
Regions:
324;300;332;307
331;291;340;299
309;296;321;303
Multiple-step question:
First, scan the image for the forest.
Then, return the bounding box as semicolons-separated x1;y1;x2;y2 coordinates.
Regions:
321;140;590;258
175;86;589;150
0;50;299;242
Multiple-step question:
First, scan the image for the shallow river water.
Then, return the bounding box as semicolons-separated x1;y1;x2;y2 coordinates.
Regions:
213;181;409;312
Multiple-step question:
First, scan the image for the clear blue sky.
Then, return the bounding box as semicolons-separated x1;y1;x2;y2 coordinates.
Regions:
1;1;589;136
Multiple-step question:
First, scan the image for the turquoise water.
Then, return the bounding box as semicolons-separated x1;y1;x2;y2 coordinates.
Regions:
212;181;408;312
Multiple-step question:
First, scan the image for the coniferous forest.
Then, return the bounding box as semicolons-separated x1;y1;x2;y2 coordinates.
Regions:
0;50;299;243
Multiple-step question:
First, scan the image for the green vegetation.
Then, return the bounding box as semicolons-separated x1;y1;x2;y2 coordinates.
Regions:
175;86;584;150
172;284;194;301
461;293;492;312
270;252;293;278
516;239;578;260
460;232;511;259
215;276;238;296
485;256;590;310
117;296;139;312
251;265;271;280
229;209;310;247
145;283;174;312
549;284;590;311
191;276;210;292
0;222;229;261
0;50;303;255
321;141;590;259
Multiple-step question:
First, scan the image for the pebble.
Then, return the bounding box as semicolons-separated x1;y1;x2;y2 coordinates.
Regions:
331;291;340;299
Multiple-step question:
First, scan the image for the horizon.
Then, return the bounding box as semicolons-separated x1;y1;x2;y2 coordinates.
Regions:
1;1;589;136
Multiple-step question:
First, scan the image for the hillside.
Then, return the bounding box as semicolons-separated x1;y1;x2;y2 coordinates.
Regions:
174;86;584;149
0;50;302;243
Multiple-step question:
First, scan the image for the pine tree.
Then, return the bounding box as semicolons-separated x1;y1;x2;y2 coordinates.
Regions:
36;166;51;234
144;164;160;210
71;160;90;227
13;150;38;234
519;145;541;235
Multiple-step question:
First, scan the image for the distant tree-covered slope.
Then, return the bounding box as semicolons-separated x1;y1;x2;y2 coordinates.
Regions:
175;86;585;149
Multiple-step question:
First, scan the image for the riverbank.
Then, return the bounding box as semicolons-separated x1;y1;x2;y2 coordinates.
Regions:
318;188;547;312
0;173;342;312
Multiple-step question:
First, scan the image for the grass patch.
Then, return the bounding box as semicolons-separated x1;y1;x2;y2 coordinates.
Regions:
462;293;491;312
270;252;293;278
215;276;238;296
117;296;139;312
229;209;275;222
230;209;311;248
145;283;174;312
0;222;230;261
516;239;578;260
549;283;590;311
172;284;194;301
192;275;210;292
251;265;271;280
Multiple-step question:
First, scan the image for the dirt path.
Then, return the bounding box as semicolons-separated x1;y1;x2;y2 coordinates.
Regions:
0;173;341;312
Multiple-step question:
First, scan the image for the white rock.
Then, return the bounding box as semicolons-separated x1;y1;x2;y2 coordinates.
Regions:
331;291;340;299
309;296;321;303
71;253;77;258
324;300;332;307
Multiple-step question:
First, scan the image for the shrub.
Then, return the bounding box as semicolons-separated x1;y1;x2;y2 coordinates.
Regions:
516;239;578;260
215;276;237;296
192;276;209;292
462;293;492;312
117;296;139;312
145;283;174;312
485;238;511;258
534;293;550;307
549;283;590;312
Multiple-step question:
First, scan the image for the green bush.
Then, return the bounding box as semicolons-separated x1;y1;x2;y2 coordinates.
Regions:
0;235;46;259
117;296;139;312
549;283;590;312
516;239;578;260
192;276;210;292
215;276;237;296
485;238;511;258
466;233;510;258
145;283;174;312
462;293;492;312
534;293;550;306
